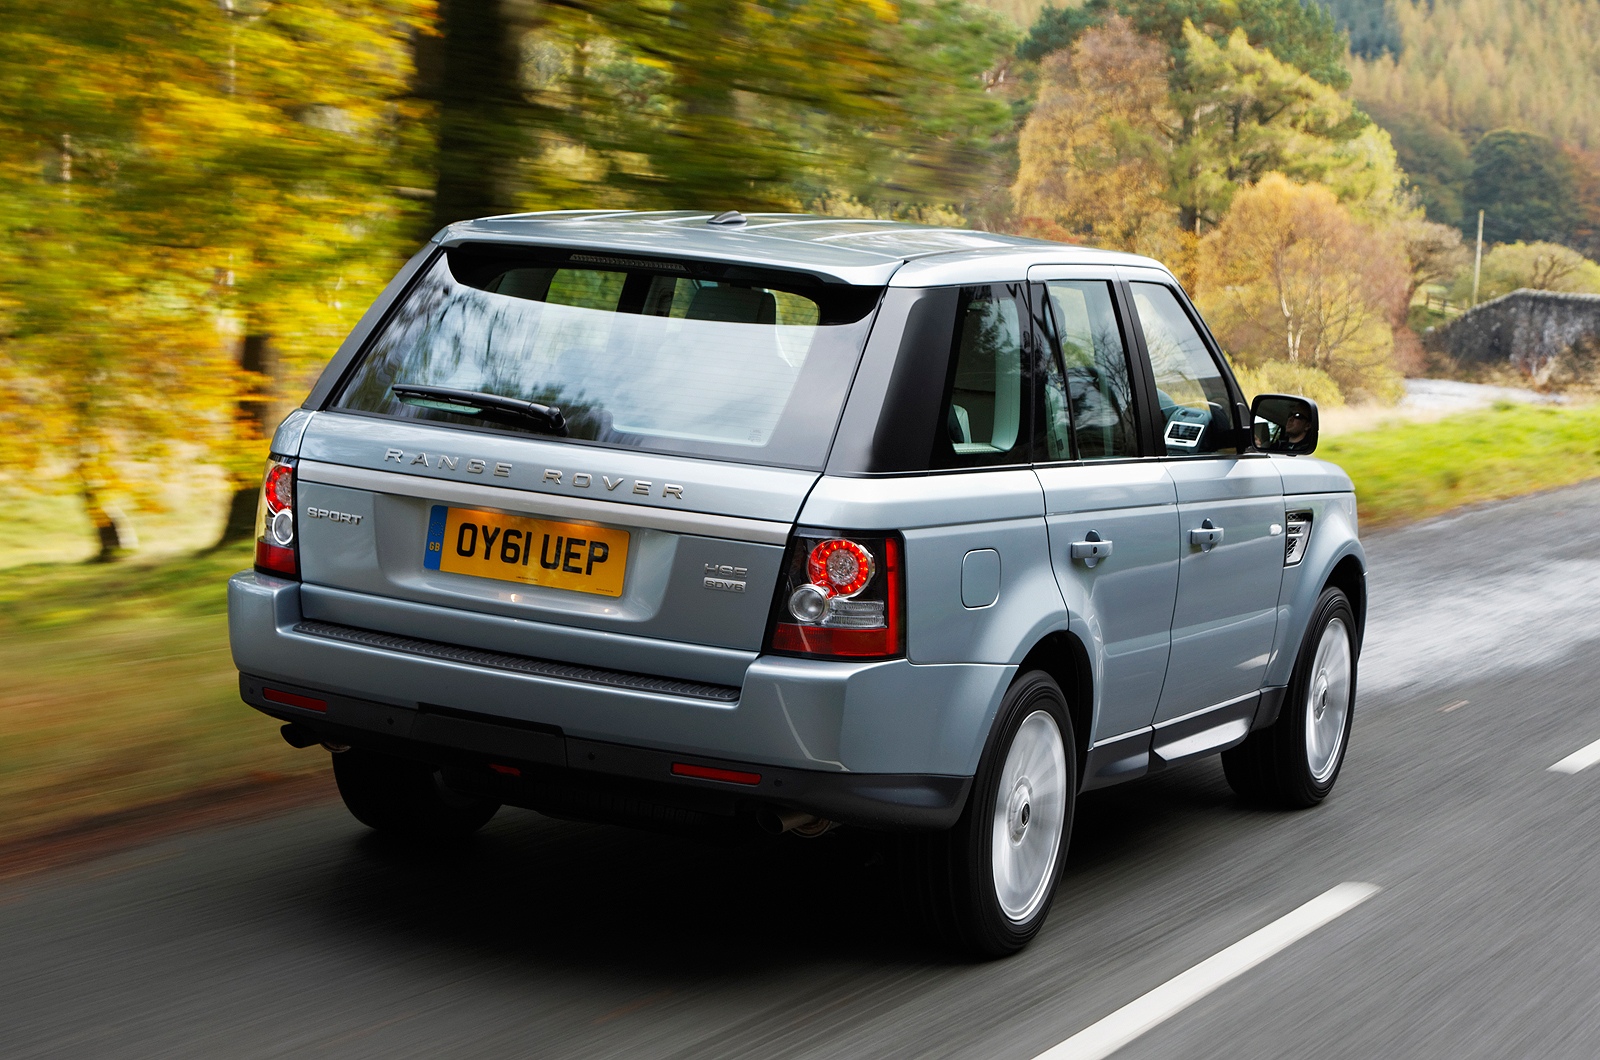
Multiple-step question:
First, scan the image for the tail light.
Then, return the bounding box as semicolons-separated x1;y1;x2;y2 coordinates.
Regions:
255;456;298;578
766;530;903;658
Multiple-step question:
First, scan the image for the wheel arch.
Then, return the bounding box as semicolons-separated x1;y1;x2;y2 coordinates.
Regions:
1324;553;1367;650
1015;630;1093;781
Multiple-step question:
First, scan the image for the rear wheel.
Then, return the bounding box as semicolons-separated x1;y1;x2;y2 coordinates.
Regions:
332;747;500;839
1222;587;1357;808
905;671;1076;957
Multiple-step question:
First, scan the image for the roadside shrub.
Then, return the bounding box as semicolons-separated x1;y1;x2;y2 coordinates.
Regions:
1231;361;1346;407
1446;241;1600;304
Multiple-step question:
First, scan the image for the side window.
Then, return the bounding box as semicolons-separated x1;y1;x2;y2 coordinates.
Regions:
936;284;1029;467
1041;280;1140;461
1129;282;1238;456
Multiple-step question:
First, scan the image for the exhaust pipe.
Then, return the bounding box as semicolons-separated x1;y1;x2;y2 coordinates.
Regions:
280;723;320;749
279;724;349;753
757;808;837;837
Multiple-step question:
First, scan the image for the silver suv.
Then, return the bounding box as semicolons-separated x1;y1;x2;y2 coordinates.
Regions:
230;211;1365;956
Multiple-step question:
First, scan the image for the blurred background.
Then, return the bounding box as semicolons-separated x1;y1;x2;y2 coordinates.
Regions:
3;0;1599;853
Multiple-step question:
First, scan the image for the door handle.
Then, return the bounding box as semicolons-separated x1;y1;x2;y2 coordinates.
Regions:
1070;529;1113;568
1189;518;1223;553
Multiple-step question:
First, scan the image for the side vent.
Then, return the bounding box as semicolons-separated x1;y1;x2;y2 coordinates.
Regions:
1284;510;1313;566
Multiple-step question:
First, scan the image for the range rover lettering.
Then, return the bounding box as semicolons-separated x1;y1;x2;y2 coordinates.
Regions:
230;210;1365;957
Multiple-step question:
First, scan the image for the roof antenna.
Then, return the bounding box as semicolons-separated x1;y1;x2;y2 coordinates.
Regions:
707;210;747;226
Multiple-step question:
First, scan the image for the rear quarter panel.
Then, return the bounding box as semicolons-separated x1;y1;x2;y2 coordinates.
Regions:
798;470;1064;667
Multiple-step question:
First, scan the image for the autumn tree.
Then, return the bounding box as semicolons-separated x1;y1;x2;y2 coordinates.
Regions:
1196;173;1408;402
1399;216;1471;304
421;0;543;229
0;0;429;554
1445;242;1600;304
528;0;906;211
0;1;239;557
836;0;1019;215
1170;24;1398;231
1019;0;1351;89
1012;17;1181;257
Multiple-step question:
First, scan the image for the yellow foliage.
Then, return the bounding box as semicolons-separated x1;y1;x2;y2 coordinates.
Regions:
1447;241;1600;304
0;0;433;546
1197;173;1408;403
1012;16;1181;255
1175;25;1405;227
1231;361;1346;408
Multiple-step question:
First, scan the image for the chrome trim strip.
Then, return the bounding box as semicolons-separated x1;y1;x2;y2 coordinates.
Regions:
1089;725;1153;750
296;460;793;544
1154;690;1261;732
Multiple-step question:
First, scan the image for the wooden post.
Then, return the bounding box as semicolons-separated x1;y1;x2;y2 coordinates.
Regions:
1472;209;1484;307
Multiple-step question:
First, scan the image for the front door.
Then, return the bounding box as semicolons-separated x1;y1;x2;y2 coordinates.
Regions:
1124;277;1286;726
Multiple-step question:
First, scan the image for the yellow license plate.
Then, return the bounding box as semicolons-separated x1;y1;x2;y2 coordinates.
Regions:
423;505;629;597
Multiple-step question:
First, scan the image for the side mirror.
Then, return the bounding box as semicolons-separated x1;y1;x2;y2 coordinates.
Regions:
1250;393;1319;455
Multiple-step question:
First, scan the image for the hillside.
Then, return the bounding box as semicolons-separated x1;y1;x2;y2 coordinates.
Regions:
1350;0;1600;150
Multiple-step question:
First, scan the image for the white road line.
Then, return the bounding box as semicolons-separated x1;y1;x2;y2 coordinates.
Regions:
1031;882;1381;1060
1549;737;1600;774
1439;700;1469;713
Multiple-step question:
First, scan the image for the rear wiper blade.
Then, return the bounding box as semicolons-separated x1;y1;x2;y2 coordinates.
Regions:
391;384;568;437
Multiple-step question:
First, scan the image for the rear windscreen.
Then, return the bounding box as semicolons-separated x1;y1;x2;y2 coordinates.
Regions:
332;244;885;469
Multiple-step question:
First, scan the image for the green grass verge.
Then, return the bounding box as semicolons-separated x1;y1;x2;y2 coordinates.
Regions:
0;543;323;846
1319;402;1600;529
0;401;1596;846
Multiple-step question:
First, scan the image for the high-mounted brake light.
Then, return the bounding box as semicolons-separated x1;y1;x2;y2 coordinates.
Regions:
254;456;299;578
767;531;904;659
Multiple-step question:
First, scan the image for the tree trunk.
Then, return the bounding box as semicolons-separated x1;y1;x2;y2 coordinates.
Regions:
214;332;275;548
84;495;124;562
429;0;529;231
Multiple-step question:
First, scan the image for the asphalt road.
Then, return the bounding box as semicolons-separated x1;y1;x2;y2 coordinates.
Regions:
7;480;1600;1060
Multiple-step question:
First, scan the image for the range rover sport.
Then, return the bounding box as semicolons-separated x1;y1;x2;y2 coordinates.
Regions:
230;210;1365;956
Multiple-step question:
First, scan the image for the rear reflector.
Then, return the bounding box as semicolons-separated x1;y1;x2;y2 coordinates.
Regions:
671;762;761;785
255;540;297;577
488;764;522;776
264;688;327;712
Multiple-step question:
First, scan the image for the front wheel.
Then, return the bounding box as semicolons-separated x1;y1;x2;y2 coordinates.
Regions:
904;671;1076;957
1222;587;1357;808
332;747;500;839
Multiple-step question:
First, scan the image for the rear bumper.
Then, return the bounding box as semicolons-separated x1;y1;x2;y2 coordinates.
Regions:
242;674;970;830
229;570;1008;802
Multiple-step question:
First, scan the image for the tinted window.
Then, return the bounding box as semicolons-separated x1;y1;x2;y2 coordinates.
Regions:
1130;282;1238;456
936;284;1029;467
1041;280;1139;460
333;246;882;469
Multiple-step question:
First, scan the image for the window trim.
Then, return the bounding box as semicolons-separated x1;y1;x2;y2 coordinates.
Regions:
1028;277;1149;465
928;281;1036;471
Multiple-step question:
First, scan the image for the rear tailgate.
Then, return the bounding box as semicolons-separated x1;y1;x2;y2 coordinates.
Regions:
292;413;812;685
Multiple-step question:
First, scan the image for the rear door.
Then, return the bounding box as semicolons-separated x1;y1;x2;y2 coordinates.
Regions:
1028;269;1180;755
294;417;806;664
1121;272;1285;727
290;247;881;685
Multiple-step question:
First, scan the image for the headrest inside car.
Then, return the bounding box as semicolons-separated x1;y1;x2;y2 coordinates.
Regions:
686;285;777;324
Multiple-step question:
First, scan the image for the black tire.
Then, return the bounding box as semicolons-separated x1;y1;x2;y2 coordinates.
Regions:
1222;587;1357;808
904;670;1076;958
332;748;500;839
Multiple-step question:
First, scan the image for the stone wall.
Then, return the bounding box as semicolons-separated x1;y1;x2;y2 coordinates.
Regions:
1423;288;1600;376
